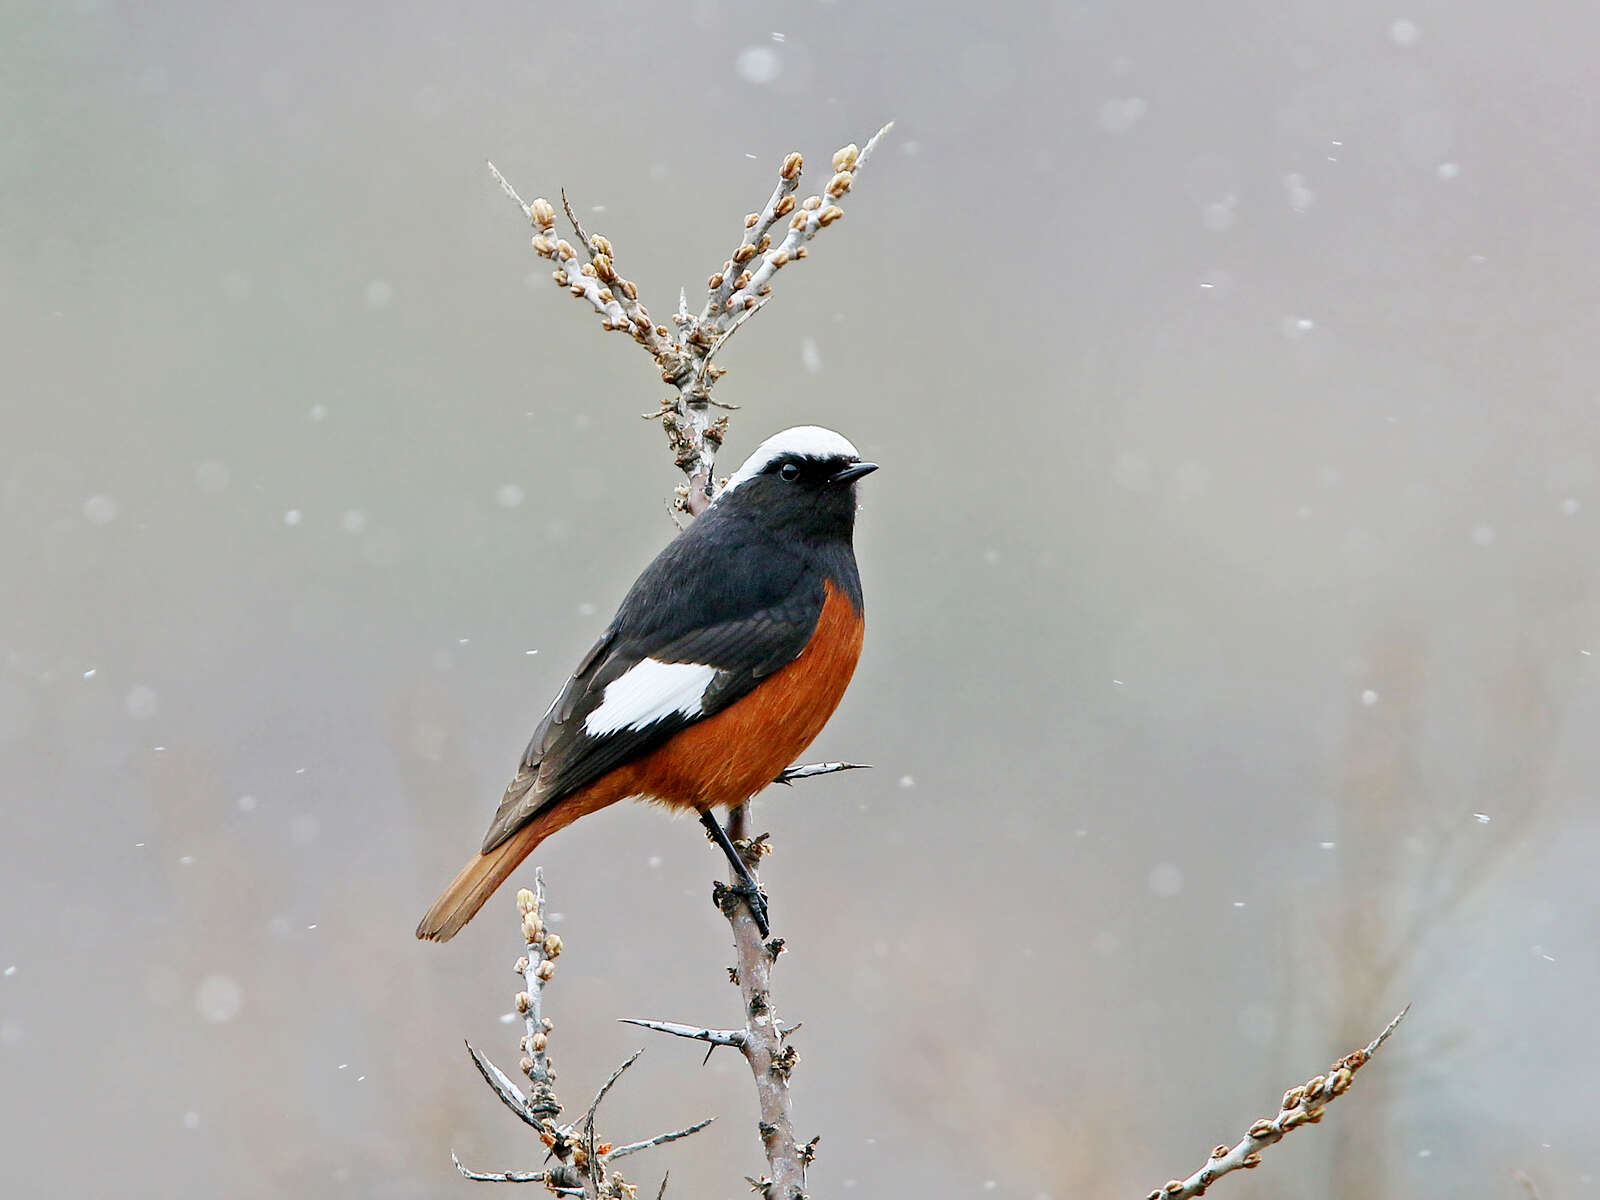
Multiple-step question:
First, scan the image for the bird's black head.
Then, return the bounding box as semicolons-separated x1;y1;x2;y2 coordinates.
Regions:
712;426;878;544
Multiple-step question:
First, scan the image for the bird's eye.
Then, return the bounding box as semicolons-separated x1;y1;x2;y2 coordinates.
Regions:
778;462;801;482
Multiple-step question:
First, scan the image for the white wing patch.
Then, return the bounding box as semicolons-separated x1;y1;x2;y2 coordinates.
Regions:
583;659;719;736
718;426;861;498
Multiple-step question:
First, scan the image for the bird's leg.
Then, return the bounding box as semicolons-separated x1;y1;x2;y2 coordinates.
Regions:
700;808;770;937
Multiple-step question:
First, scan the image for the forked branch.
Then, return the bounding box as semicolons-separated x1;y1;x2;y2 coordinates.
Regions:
488;122;893;517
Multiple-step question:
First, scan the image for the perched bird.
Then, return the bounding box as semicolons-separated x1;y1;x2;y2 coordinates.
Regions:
416;426;876;942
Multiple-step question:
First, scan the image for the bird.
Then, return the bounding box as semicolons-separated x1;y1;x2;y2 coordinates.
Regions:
416;426;876;942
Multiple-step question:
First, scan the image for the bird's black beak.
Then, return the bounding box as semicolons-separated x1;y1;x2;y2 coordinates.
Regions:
829;461;879;485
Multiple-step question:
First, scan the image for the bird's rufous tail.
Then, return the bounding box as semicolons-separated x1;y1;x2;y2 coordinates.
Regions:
415;777;635;941
415;819;550;942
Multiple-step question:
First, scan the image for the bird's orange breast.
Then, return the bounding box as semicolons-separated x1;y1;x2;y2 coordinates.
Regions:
614;579;864;810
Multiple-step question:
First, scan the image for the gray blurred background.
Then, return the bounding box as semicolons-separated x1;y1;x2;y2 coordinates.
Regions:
4;1;1598;1196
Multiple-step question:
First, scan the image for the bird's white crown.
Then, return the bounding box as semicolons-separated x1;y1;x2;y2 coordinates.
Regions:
718;426;861;497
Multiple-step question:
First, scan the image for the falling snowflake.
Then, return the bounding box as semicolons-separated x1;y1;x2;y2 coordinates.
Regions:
83;494;119;525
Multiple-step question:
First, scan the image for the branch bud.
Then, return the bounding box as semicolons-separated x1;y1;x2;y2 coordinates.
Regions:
732;244;758;265
817;205;845;227
826;171;853;197
744;212;760;228
590;233;613;257
801;195;822;212
543;933;564;958
515;991;531;1013
536;959;556;980
516;889;537;914
707;272;724;290
831;143;859;172
530;198;557;229
773;195;796;218
779;152;803;180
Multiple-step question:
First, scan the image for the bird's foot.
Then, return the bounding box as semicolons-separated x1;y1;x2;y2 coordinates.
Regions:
712;878;771;937
701;810;773;936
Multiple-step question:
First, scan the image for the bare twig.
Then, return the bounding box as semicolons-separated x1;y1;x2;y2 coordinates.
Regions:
617;1018;745;1048
609;1119;717;1161
452;1152;547;1184
464;1041;543;1130
489;123;893;518
775;760;869;785
1144;1006;1409;1200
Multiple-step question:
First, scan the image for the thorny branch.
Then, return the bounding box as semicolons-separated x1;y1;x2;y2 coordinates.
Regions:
488;122;893;518
1143;1007;1409;1200
720;809;814;1200
454;874;713;1195
774;761;867;785
627;805;814;1200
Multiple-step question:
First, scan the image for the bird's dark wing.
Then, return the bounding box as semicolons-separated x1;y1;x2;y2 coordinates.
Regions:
479;583;822;853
